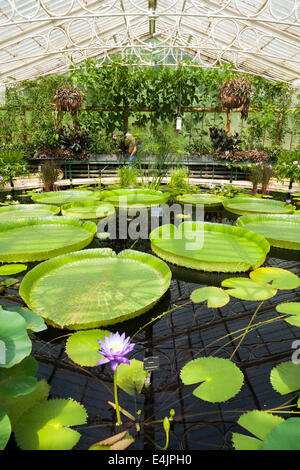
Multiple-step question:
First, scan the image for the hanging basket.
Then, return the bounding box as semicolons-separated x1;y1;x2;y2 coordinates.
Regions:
219;78;252;119
54;87;83;113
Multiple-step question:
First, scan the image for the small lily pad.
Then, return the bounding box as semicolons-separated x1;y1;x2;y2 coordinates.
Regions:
65;329;111;367
0;264;27;275
276;302;300;327
0;357;38;398
0;307;32;368
232;410;284;450
190;286;230;308
14;398;88;450
270;361;300;395
1;278;19;287
180;357;244;402
221;277;277;300
250;267;300;290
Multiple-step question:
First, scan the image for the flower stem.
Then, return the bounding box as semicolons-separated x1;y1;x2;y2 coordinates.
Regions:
114;369;122;426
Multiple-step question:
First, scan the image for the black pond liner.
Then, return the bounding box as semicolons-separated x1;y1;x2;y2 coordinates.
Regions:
1;205;300;451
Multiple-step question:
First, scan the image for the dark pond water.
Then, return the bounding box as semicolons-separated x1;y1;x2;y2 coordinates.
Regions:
1;190;300;451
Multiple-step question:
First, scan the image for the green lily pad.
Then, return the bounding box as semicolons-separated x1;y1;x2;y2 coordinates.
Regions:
263;418;300;450
221;277;277;300
0;217;96;263
270;361;300;395
190;286;230;308
276;302;300;327
150;222;270;273
0;357;37;398
65;329;111;366
0;204;60;220
20;248;171;330
0;307;32;368
232;410;284;450
250;267;300;290
14;398;88;450
0;379;50;427
1;278;19;287
61;201;115;220
0;264;27;275
223;197;295;216
0;404;11;450
116;359;148;396
5;306;47;333
177;193;224;207
101;188;170;208
180;357;244;402
31;190;101;206
237;214;300;250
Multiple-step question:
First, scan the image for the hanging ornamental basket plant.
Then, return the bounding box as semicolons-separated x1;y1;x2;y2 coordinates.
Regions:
54;87;83;113
219;77;252;119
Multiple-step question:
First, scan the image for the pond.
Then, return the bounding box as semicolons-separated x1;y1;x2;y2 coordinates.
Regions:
1;191;299;451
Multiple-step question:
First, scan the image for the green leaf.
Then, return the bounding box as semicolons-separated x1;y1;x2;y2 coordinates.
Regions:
221;277;277;300
270;361;300;395
263;418;300;450
250;267;300;290
0;379;50;427
6;306;47;333
276;302;300;327
117;359;148;396
0;356;38;398
190;286;230;308
66;329;111;366
0;264;27;275
14;398;88;450
0;404;11;450
180;357;244;402
1;278;19;287
232;410;284;450
0;307;32;368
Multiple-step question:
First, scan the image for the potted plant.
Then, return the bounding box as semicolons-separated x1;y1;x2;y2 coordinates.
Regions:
54;87;83;114
219;77;252;120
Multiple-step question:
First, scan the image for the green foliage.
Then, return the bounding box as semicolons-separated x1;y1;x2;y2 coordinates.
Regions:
0;307;32;368
181;357;244;402
66;329;111;366
190;286;230;308
270;361;300;395
274;149;300;183
169;166;190;193
117;166;138;188
116;359;148;397
0;403;11;450
263;418;300;450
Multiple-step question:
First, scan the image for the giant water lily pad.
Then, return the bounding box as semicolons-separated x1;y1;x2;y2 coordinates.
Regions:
61;201;115;220
0;217;96;262
31;190;101;206
20;248;172;330
237;214;300;250
149;222;270;272
180;357;244;402
101;188;170;208
177;193;224;207
0;204;60;220
14;398;88;450
223;197;294;216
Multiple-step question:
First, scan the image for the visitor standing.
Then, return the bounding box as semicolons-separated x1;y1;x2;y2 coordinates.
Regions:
126;133;138;167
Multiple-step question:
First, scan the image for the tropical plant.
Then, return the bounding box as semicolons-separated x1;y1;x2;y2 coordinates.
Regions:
54;87;83;113
209;126;242;152
117;166;138;188
219;77;252;119
40;161;60;191
169;166;190;193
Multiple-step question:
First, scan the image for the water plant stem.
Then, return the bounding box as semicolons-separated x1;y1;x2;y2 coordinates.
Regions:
114;369;122;426
230;301;264;360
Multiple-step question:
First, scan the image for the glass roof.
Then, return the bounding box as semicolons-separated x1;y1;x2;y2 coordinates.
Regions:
0;0;299;84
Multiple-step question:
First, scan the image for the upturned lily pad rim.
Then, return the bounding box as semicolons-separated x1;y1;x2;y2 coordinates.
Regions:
149;221;270;273
101;188;170;207
176;193;225;206
61;201;115;219
31;190;102;206
223;197;295;215
0;204;60;218
237;214;300;250
19;248;172;330
0;217;96;262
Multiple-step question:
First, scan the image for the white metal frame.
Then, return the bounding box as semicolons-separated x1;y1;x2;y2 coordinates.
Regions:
0;0;299;84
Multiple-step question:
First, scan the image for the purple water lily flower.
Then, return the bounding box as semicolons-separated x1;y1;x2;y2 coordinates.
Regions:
286;199;291;204
97;332;135;371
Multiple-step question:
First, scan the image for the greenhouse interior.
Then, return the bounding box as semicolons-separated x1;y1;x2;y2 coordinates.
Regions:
0;0;300;453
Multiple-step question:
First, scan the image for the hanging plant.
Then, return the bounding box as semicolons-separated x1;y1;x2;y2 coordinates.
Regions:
219;77;252;119
54;87;83;113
